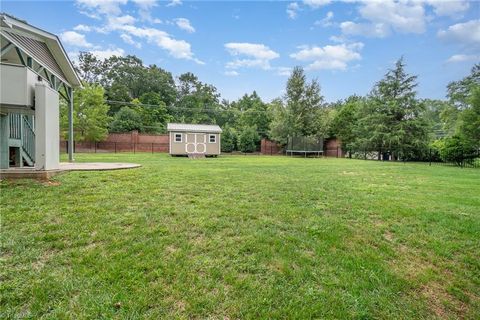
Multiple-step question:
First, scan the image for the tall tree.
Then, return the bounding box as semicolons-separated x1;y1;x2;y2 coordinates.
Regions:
60;84;110;141
447;63;480;109
74;52;104;84
109;106;144;133
330;95;363;151
174;72;221;124
138;92;172;133
233;91;271;138
284;66;324;137
353;58;429;159
270;67;324;143
456;85;480;148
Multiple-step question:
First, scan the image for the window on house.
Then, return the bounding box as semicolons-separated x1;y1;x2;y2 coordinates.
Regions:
175;133;182;142
209;134;216;143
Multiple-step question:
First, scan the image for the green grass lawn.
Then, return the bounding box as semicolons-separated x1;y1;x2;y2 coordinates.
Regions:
1;154;479;319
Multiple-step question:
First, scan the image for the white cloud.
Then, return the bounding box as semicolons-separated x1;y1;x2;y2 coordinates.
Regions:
175;18;195;33
276;67;293;76
314;11;334;27
132;0;159;22
359;0;426;34
225;70;239;77
60;31;93;48
226;59;272;70
290;42;363;71
166;0;182;7
303;0;331;9
340;21;389;38
446;54;480;63
69;47;125;62
76;0;127;17
119;25;204;63
287;2;300;19
225;43;280;71
339;0;427;38
225;43;280;60
72;3;202;64
425;0;469;17
132;0;156;7
89;48;125;60
73;24;92;32
120;33;142;48
437;19;480;46
109;14;136;26
329;35;347;43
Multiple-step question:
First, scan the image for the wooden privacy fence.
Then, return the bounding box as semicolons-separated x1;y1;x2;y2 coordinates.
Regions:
60;130;170;153
60;133;348;157
60;141;169;153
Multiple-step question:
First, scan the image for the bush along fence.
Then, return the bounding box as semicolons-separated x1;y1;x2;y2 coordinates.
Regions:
344;147;480;168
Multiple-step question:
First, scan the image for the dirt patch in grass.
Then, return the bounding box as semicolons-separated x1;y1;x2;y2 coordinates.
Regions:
390;246;470;319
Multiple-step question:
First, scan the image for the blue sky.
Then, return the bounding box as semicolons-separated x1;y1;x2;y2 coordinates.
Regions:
3;0;479;102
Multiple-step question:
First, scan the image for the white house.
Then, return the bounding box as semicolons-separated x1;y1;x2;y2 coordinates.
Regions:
0;13;81;171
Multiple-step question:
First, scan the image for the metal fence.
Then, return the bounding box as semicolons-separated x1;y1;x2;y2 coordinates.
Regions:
344;148;480;168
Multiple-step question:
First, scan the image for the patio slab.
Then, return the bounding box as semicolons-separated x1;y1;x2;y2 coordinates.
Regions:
1;162;141;180
59;162;141;171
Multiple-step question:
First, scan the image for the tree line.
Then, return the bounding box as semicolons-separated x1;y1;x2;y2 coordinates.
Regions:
61;52;479;157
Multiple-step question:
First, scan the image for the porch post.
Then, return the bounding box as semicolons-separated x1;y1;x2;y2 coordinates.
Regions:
0;114;9;169
68;87;74;162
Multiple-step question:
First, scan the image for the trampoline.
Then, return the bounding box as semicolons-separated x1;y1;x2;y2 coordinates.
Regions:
286;136;324;157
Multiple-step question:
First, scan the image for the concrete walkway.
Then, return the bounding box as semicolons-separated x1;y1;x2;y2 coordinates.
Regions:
59;162;141;171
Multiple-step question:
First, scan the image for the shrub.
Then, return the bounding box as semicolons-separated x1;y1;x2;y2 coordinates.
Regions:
238;126;260;153
436;136;477;166
110;107;144;133
221;125;237;153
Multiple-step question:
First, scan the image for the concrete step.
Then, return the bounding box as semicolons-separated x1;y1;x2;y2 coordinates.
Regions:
188;153;206;159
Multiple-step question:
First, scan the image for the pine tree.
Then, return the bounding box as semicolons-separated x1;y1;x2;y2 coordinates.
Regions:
284;66;324;137
355;58;429;159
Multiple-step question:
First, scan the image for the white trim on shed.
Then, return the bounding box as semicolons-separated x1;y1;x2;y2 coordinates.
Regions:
167;123;222;133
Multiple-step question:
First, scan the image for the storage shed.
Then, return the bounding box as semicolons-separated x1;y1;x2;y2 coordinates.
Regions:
167;123;222;156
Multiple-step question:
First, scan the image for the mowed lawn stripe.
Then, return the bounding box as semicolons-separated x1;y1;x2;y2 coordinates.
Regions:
1;154;479;319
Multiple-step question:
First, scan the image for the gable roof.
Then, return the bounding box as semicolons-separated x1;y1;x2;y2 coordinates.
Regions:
0;13;81;88
167;123;223;133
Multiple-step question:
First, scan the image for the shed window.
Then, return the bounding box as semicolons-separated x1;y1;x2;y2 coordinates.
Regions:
209;134;216;143
174;133;182;142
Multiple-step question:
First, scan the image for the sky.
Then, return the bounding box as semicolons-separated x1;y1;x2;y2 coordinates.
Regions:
2;0;479;103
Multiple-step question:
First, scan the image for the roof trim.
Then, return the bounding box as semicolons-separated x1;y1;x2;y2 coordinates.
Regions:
167;123;223;133
0;13;82;88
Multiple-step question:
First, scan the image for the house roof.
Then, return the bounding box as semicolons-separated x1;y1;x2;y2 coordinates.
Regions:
0;13;82;88
167;123;223;133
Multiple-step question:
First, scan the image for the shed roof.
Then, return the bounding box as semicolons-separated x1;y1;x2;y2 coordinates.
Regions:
167;123;223;133
0;13;81;88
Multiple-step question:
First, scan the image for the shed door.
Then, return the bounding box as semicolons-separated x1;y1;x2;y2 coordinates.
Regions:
185;133;206;154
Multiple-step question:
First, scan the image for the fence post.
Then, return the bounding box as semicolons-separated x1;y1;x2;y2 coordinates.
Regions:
95;142;97;153
152;143;154;154
133;143;136;154
115;142;117;153
429;148;432;166
74;141;76;153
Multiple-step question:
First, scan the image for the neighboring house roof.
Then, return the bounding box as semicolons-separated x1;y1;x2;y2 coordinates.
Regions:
0;13;82;88
167;123;223;133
